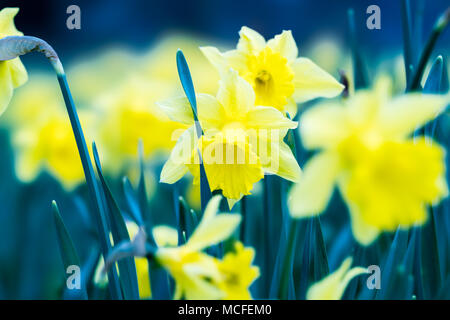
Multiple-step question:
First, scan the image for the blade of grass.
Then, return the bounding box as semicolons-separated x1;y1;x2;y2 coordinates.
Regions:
401;0;415;86
52;201;87;300
92;143;140;300
408;7;450;91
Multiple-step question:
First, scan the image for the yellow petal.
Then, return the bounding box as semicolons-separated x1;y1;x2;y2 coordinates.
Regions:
152;225;179;247
200;46;228;71
246;106;297;129
0;62;14;115
217;69;255;117
187;196;241;252
197;93;225;130
307;257;367;300
285;98;298;118
262;141;301;182
380;93;449;139
299;101;350;150
156;95;194;125
160;126;196;184
237;26;266;54
8;57;28;88
288;152;339;218
291;57;344;103
267;30;298;62
0;7;22;35
339;183;380;246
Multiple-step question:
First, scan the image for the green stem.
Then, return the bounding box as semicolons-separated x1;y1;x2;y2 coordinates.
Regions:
56;73;123;300
278;219;299;300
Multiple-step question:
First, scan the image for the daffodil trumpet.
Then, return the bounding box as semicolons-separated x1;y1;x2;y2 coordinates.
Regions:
0;34;123;299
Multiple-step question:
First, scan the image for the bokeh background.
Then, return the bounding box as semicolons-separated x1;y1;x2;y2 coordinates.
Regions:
0;0;448;299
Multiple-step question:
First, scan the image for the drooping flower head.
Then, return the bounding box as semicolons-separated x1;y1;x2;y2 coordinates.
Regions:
0;7;28;115
201;27;344;116
289;77;449;245
158;69;301;203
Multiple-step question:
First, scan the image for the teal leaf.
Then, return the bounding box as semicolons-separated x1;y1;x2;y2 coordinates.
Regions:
92;143;140;300
52;201;87;300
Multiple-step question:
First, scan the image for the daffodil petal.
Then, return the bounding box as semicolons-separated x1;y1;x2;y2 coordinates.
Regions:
299;102;350;150
9;57;28;88
160;126;196;184
267;30;298;62
237;26;266;54
307;257;367;300
262;142;301;182
246;106;297;129
156;95;194;125
200;46;228;71
343;198;380;246
291;57;344;103
285;98;298;118
0;62;14;115
217;69;255;116
288;152;339;218
380;93;450;138
197;93;225;130
187;214;241;252
152;225;179;247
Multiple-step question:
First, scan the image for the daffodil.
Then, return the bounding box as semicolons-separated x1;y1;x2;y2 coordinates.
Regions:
200;26;344;116
306;257;367;300
158;69;301;202
5;73;90;189
94;75;186;176
0;7;28;115
155;195;249;300
215;242;259;300
289;77;450;245
140;34;221;96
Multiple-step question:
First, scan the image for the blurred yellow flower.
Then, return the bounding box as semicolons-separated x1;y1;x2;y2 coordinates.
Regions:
158;69;300;202
0;7;28;115
94;75;186;176
201;26;344;116
140;34;221;96
307;257;367;300
68;48;139;106
289;77;450;245
216;242;259;300
155;195;242;299
5;73;89;189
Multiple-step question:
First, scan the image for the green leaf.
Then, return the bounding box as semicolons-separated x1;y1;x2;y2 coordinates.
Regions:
408;7;450;91
347;8;369;89
56;73;122;299
176;49;212;212
92;142;140;300
423;55;444;93
401;0;415;86
52;201;87;300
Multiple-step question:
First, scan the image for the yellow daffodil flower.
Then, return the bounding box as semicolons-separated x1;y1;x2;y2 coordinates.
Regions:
307;257;367;300
94;75;186;176
140;34;221;96
158;69;301;202
289;77;450;245
216;242;259;300
200;26;344;116
0;7;28;115
5;73;90;189
155;195;243;299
